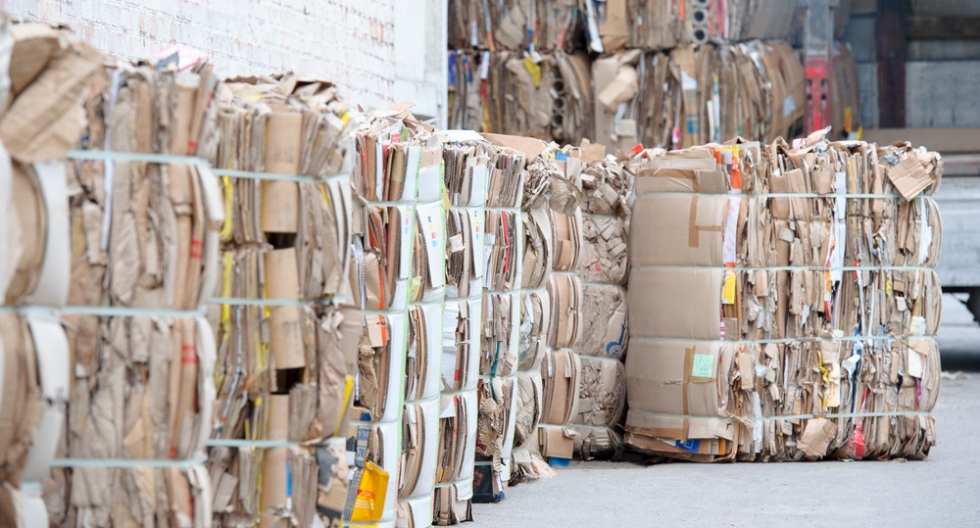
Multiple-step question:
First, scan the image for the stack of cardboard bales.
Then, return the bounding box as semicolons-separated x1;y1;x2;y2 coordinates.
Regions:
433;135;488;524
397;123;447;528
205;73;358;528
0;19;93;527
0;27;225;527
627;131;943;462
448;50;593;148
447;1;819;156
613;0;799;50
448;0;590;53
567;141;634;459
345;106;442;527
595;41;806;153
511;137;558;485
537;144;587;464
472;136;525;503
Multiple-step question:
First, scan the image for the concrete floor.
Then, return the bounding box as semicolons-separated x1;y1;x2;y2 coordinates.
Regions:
472;295;980;527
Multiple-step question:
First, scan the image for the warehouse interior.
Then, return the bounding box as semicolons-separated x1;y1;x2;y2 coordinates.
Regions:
0;0;977;527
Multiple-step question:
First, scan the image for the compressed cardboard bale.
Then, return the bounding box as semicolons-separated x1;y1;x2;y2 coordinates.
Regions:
626;0;799;50
625;135;944;462
579;284;628;360
447;0;582;52
574;356;626;428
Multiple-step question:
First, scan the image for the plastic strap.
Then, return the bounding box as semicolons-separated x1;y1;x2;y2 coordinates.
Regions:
49;456;208;468
209;297;343;307
581;282;627;289
362;199;416;208
637;191;919;199
66;149;207;166
434;477;472;490
212;168;349;184
538;423;617;431
628;408;931;421
0;305;205;318
632;264;935;272
631;334;934;344
205;437;347;449
403;393;442;406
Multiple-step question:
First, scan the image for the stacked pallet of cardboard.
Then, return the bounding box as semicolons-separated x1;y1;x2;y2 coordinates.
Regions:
448;0;595;53
397;126;446;528
448;50;593;148
447;1;817;156
205;73;358;528
509;136;557;485
0;19;92;527
472;135;525;503
568;142;634;459
0;29;227;528
537;145;586;464
627;131;943;462
345;106;440;527
612;0;799;50
433;135;488;525
595;40;806;153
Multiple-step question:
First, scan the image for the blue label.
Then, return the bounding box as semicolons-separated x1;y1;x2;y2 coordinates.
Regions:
675;439;701;453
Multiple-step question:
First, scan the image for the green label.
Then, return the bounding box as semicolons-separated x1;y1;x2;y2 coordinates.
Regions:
692;354;714;379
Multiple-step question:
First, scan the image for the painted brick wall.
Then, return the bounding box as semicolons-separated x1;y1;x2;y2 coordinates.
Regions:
0;0;397;109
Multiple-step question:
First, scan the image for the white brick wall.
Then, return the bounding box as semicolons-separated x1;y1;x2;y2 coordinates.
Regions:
1;0;399;109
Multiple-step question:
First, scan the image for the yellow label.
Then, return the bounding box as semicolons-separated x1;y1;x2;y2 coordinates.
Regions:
523;56;542;88
844;107;853;132
220;176;234;240
722;271;736;305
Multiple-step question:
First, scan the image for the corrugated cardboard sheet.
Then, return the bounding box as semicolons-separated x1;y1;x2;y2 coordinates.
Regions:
626;135;943;462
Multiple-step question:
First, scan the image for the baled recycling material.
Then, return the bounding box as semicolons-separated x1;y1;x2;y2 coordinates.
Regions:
42;39;223;528
570;145;634;459
448;50;593;148
627;132;943;462
398;125;446;528
345;105;441;528
620;0;799;50
511;142;558;485
0;21;83;526
0;5;951;527
433;136;489;525
448;0;594;53
206;73;359;528
599;41;806;154
473;136;526;503
537;145;587;462
449;40;809;160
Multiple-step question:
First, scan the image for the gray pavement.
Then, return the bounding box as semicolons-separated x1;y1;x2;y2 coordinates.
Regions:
471;294;980;527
